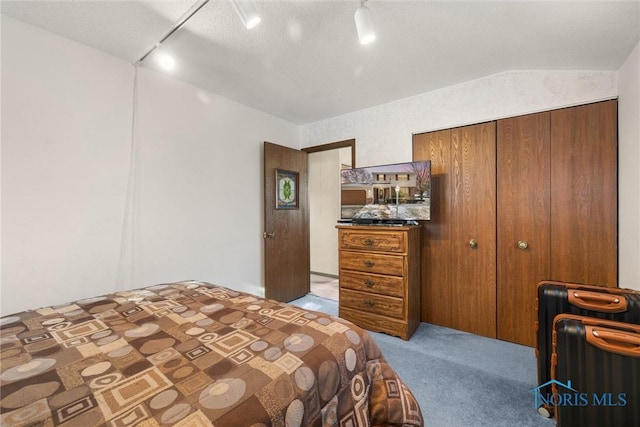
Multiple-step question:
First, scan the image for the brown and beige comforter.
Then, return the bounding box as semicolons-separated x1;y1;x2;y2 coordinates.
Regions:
1;281;423;426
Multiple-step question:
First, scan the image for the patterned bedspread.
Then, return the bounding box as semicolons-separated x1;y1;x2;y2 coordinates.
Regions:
1;281;423;426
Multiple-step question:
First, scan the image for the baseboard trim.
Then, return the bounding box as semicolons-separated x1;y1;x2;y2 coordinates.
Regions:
310;271;339;279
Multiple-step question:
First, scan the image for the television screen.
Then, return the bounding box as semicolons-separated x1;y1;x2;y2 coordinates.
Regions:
340;160;431;222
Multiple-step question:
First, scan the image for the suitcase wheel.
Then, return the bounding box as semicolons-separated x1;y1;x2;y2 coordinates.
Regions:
537;405;553;418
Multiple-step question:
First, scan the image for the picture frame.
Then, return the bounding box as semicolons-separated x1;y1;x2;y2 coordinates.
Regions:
275;169;299;209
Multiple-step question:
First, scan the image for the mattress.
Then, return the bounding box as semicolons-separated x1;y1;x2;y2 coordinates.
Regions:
0;280;423;426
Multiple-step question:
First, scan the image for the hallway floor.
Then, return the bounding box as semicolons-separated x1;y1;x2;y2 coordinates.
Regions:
310;273;338;301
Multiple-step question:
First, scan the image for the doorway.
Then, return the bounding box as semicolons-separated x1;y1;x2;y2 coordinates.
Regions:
303;139;355;301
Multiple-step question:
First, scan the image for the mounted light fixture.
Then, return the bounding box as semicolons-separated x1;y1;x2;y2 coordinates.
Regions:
354;0;376;45
156;51;176;71
230;0;262;29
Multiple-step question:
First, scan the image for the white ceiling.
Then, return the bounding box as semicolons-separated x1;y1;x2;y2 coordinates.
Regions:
1;0;639;124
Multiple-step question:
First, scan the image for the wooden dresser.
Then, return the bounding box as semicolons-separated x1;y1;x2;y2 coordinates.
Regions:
336;225;421;340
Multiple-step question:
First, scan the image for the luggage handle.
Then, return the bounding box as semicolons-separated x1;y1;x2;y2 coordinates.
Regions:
586;326;640;358
568;290;627;313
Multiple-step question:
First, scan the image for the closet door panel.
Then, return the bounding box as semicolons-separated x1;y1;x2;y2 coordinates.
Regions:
550;101;618;286
496;112;551;346
450;123;497;338
413;129;452;325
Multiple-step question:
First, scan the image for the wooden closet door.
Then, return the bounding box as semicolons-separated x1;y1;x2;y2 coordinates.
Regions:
550;101;618;286
450;123;497;338
497;112;551;346
413;129;452;326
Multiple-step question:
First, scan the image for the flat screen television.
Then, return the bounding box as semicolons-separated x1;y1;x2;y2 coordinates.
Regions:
340;160;431;223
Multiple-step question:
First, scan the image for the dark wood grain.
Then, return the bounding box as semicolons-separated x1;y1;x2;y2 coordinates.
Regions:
264;142;310;301
496;112;551;346
450;123;497;338
411;102;617;346
413;123;497;339
412;129;452;326
550;101;618;287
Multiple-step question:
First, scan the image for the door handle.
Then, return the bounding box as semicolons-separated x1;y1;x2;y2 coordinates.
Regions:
468;239;478;249
263;232;275;239
518;240;528;250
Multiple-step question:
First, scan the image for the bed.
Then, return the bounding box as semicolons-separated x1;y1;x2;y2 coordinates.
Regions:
0;280;423;426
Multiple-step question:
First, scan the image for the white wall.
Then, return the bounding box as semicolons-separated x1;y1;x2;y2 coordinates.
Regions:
618;40;640;290
130;68;298;296
1;16;133;314
302;70;617;167
1;16;300;314
309;149;346;276
2;15;637;315
301;68;640;290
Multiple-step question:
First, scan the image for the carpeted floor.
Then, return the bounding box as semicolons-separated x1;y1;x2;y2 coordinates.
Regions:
290;293;555;427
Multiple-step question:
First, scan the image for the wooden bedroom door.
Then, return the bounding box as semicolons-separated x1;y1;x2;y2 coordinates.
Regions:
263;141;310;302
496;112;551;347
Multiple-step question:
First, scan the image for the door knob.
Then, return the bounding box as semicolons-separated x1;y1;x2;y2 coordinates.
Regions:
468;239;478;249
518;240;528;250
263;232;275;239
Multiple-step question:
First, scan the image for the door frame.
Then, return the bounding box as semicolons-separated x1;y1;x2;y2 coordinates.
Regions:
303;139;356;167
303;138;356;279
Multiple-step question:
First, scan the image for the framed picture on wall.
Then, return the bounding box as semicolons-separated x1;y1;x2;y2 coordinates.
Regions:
275;169;299;209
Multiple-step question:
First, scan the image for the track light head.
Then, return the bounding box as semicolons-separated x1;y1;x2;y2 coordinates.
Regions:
231;0;262;30
354;0;376;45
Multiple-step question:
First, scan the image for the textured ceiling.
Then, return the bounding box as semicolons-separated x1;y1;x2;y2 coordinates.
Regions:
1;0;639;124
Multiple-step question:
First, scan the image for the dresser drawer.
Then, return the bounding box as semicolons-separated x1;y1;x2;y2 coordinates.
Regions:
339;270;404;298
340;288;403;319
340;251;404;276
339;230;405;253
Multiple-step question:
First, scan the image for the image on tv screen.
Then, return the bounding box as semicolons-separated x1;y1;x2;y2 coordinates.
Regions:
340;160;431;221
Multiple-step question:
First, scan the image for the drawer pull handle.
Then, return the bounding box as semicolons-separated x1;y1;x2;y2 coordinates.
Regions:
364;260;374;268
364;279;375;288
364;299;375;307
363;238;375;246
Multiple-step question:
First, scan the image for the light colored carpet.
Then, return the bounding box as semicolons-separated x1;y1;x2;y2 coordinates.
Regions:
290;293;555;427
310;273;339;300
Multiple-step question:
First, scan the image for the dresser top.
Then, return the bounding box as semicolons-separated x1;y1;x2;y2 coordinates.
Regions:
336;224;421;231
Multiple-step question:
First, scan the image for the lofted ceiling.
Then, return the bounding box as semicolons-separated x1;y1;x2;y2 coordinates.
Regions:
1;0;639;124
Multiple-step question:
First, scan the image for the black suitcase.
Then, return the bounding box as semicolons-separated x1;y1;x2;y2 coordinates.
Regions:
535;280;640;417
550;314;640;427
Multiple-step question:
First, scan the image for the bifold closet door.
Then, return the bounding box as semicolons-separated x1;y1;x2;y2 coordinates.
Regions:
413;129;455;327
450;123;497;338
413;129;453;327
550;101;617;287
496;112;551;347
413;123;497;339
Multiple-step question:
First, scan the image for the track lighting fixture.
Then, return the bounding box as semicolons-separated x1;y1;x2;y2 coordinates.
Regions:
354;0;376;45
157;52;176;71
230;0;262;30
